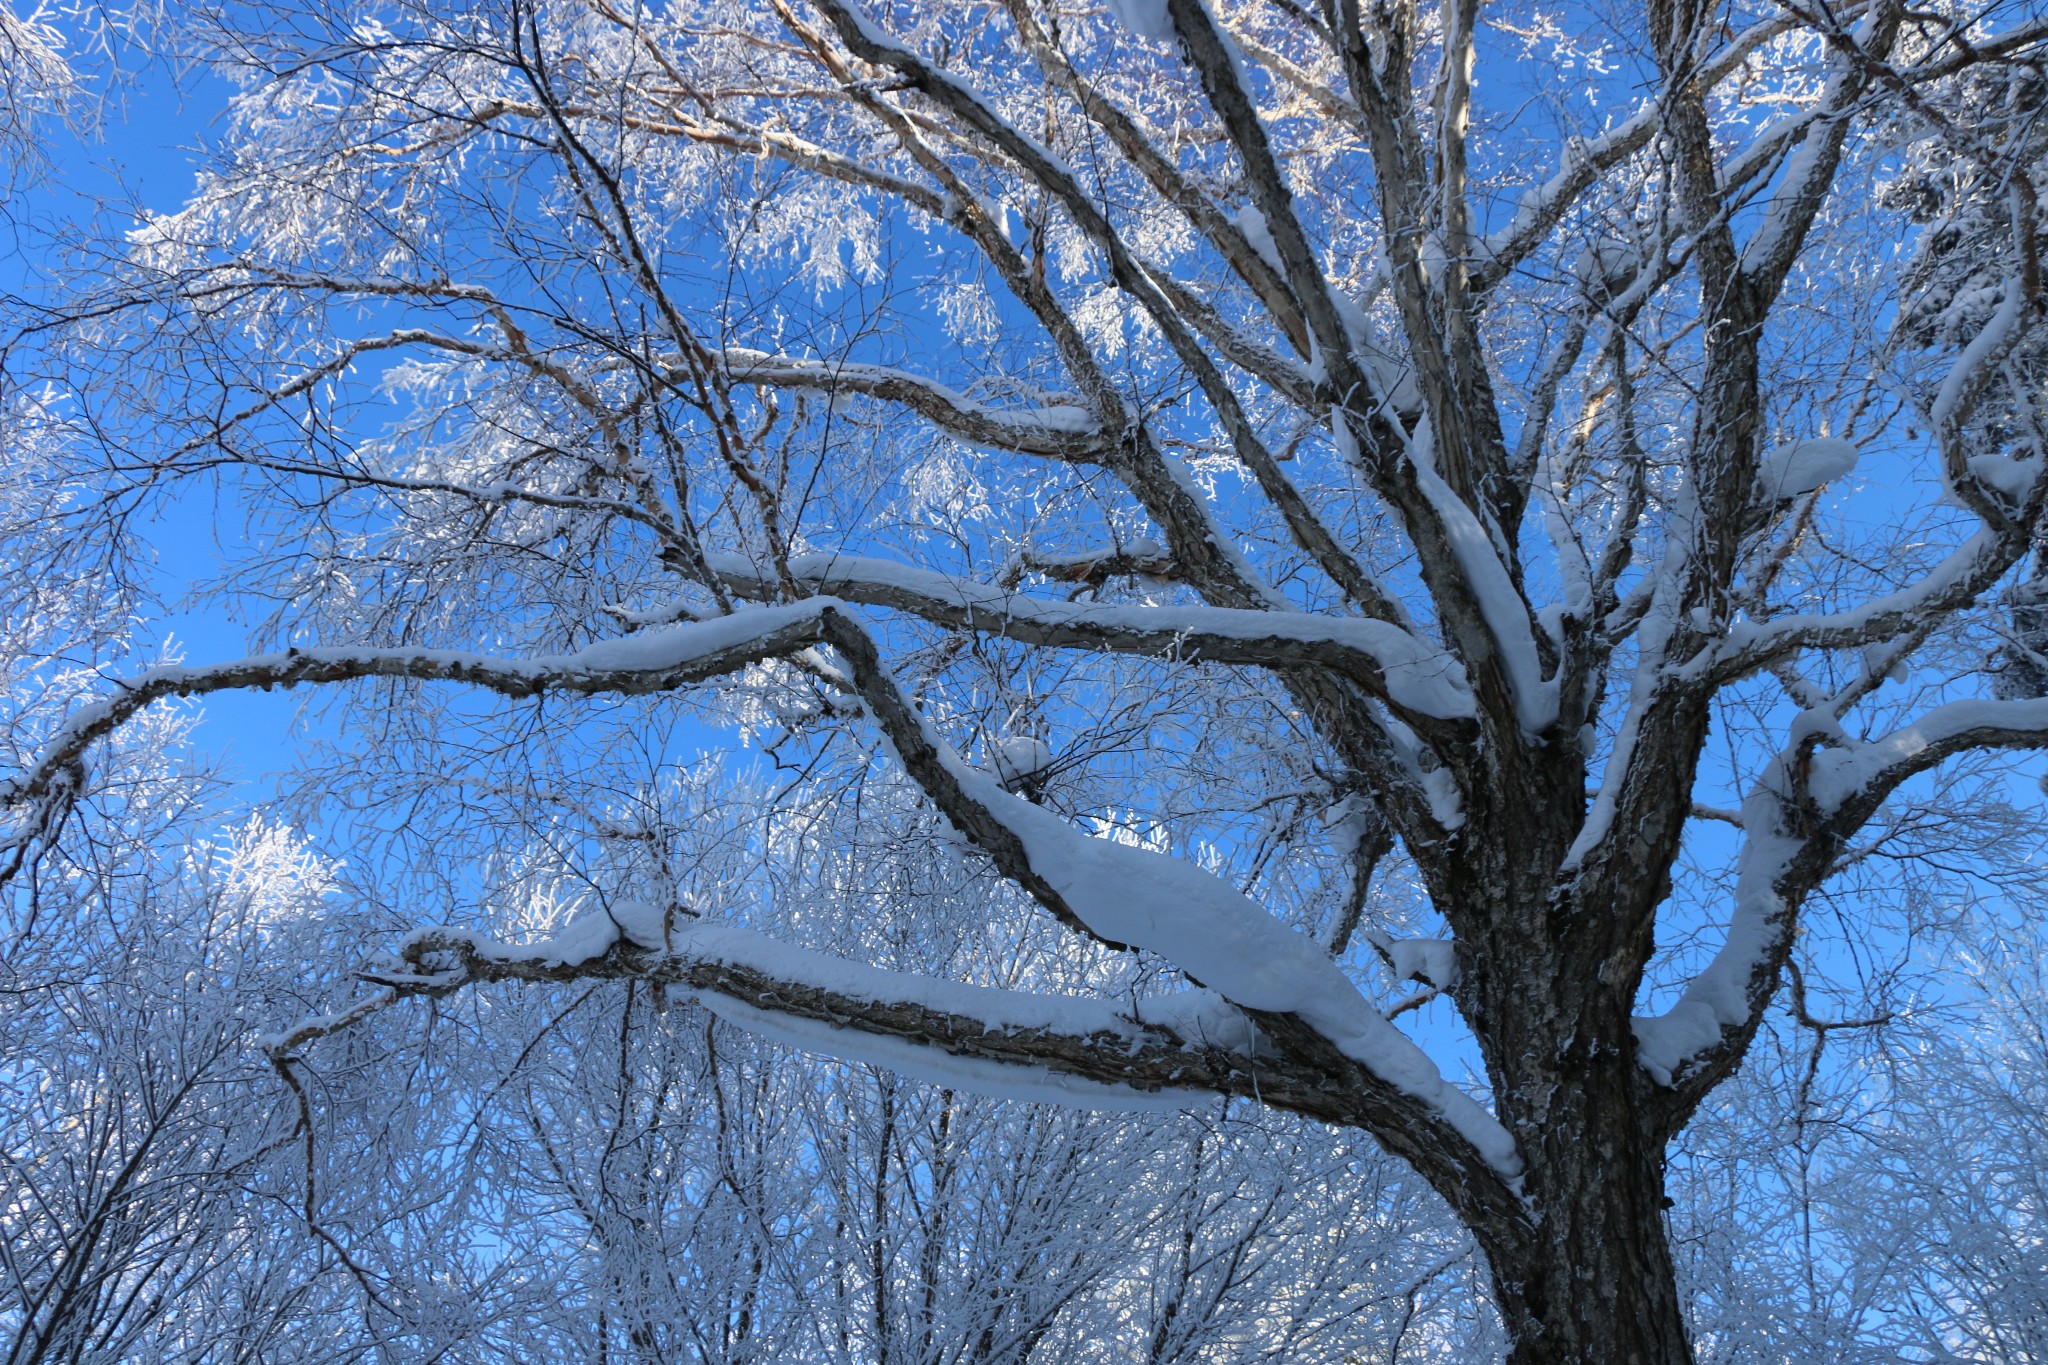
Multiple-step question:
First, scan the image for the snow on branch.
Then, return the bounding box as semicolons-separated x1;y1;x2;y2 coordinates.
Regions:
1630;764;1814;1091
719;350;1116;461
1636;695;2048;1094
268;893;1525;1242
707;551;1477;723
1125;0;1558;732
1736;22;1897;299
1714;528;2020;677
1005;539;1179;586
815;611;1522;1182
1803;697;2048;816
0;603;835;879
283;903;1258;1110
1396;432;1560;733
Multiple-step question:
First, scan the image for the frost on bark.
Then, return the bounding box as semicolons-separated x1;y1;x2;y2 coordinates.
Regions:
4;0;2047;1360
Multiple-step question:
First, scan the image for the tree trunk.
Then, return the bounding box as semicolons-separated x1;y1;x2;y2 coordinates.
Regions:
1478;1061;1693;1365
1417;771;1698;1362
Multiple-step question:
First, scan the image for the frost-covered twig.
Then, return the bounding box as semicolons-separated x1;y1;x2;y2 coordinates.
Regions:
0;604;836;882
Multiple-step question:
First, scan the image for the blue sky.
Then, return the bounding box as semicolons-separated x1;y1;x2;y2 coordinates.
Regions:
6;59;336;789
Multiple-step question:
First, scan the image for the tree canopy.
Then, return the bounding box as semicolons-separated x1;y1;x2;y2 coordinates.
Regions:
3;0;2047;1359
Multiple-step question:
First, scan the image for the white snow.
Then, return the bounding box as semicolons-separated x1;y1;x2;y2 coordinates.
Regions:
527;905;637;964
1567;488;1696;869
987;735;1054;788
1388;418;1559;734
1859;642;1909;685
1382;715;1465;830
1367;358;1423;420
562;600;828;672
1134;990;1261;1054
1718;528;2001;666
397;909;1272;1112
1572;238;1635;286
1632;760;1805;1085
1021;537;1167;573
1477;110;1655;264
1756;437;1860;500
1321;794;1374;859
540;898;671;963
708;550;1477;721
1967;453;2042;501
6;604;841;810
1389;939;1458;989
1234;203;1282;272
1630;1006;1726;1086
880;705;1521;1176
1802;697;2048;817
1932;282;2025;430
722;350;1103;445
1739;129;1829;278
422;913;1137;1034
702;996;1200;1111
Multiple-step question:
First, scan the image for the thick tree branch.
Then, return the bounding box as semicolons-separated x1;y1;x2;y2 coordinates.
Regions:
813;611;1523;1188
709;551;1476;724
1643;694;2048;1123
300;906;1530;1239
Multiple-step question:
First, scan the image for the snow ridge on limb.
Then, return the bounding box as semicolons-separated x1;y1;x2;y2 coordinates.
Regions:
1398;429;1560;733
814;609;1523;1184
1713;530;2023;682
1803;697;2048;816
361;909;1255;1110
0;603;836;880
279;900;1519;1199
705;550;1477;723
1634;697;2048;1097
1630;761;1809;1090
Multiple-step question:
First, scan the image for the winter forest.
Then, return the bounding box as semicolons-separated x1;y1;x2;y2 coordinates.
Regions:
1;0;2045;1358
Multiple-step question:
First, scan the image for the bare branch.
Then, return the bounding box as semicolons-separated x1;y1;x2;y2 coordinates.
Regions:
719;350;1115;461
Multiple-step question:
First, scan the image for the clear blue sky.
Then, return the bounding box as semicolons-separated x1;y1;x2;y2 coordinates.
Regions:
7;60;347;789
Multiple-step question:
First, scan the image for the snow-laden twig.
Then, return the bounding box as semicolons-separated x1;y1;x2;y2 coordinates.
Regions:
0;603;837;879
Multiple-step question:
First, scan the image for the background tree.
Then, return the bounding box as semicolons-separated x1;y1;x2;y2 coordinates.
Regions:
3;0;2047;1360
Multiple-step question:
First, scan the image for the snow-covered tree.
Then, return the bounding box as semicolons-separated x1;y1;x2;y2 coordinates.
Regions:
4;0;2047;1359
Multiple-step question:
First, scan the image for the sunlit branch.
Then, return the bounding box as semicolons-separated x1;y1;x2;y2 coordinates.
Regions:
708;550;1476;725
0;605;835;880
719;350;1116;461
